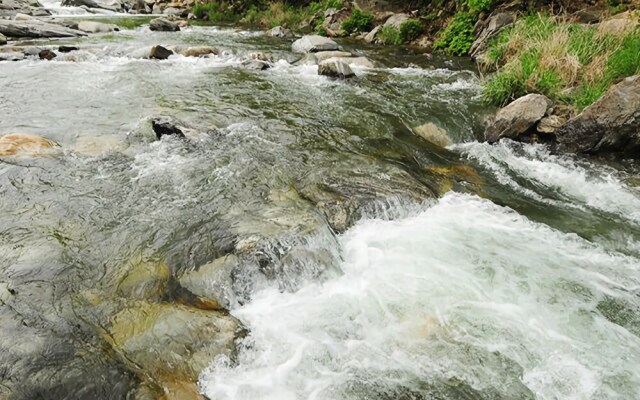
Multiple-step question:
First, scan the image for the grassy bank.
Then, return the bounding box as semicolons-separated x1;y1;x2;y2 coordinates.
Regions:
481;12;640;110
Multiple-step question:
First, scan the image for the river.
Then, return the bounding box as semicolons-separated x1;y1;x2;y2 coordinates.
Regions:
1;16;640;400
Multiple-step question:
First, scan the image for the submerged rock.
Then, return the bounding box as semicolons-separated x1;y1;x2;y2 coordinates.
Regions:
0;133;59;156
117;258;170;300
484;94;551;143
556;75;640;156
318;58;354;79
149;17;180;32
178;254;238;309
0;19;85;38
175;46;218;57
149;45;173;60
241;59;269;70
412;123;452;147
38;48;56;60
109;301;240;381
292;35;339;53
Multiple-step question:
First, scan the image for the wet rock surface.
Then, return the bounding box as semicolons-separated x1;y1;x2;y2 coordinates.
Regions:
292;35;339;53
484;94;552;143
0;19;85;38
150;16;180;31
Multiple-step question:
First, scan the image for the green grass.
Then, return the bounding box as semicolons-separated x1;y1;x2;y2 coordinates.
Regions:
341;8;373;34
434;12;475;56
238;0;344;29
482;13;640;110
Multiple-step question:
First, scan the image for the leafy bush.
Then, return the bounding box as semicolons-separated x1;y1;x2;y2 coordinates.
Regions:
378;19;423;45
341;8;373;34
467;0;494;12
399;19;423;42
434;12;475;56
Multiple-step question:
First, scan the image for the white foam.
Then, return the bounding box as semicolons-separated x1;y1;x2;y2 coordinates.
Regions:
200;193;640;399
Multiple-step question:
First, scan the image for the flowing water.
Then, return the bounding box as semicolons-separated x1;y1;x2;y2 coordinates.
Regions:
1;19;640;400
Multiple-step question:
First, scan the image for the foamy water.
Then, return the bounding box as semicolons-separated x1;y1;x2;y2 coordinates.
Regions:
200;192;640;399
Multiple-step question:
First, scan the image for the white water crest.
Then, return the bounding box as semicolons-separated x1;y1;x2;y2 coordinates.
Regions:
200;193;640;400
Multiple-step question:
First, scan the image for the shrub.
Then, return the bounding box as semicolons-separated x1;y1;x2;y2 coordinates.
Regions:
192;1;238;22
399;19;423;42
379;25;402;45
434;12;475;56
467;0;494;12
341;8;373;34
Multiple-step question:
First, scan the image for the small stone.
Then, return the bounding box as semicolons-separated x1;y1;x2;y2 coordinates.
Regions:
537;115;565;134
38;49;56;60
77;20;118;33
149;45;173;60
266;25;291;37
177;46;217;57
412;123;452;147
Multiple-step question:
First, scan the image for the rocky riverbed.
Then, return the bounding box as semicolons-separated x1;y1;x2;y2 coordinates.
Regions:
2;6;640;400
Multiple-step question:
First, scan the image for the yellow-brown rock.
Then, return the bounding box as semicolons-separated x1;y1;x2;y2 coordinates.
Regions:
0;133;59;157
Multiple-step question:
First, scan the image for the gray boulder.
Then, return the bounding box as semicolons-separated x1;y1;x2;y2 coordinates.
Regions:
266;25;291;37
292;35;338;53
0;32;6;45
364;25;381;43
484;94;552;143
0;19;85;38
318;58;354;79
384;13;409;29
556;75;640;156
149;17;179;31
77;20;118;33
471;13;514;59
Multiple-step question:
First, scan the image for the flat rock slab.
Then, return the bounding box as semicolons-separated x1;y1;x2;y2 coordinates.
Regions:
292;35;338;53
0;19;85;38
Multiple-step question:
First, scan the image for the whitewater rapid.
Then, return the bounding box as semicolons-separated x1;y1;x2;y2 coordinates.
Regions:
201;146;640;400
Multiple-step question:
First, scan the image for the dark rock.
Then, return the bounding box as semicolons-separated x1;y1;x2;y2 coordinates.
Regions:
556;75;640;156
149;17;179;32
38;48;56;60
484;94;552;143
0;32;6;45
149;45;173;60
151;116;186;140
58;45;78;52
572;8;601;24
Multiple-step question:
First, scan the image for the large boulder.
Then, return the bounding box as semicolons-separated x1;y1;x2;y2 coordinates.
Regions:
318;58;355;79
556;75;640;156
484;94;552;143
0;133;59;156
0;19;85;38
292;35;338;53
149;17;179;31
384;13;409;29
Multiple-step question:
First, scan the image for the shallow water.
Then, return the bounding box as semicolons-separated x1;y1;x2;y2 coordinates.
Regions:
1;20;640;400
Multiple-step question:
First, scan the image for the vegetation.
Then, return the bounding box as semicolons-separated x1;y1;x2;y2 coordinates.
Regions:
341;8;373;34
193;1;240;22
482;13;640;109
433;12;475;55
467;0;494;12
378;19;423;45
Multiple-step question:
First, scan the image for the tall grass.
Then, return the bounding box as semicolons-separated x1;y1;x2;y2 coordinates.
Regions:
483;13;640;110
